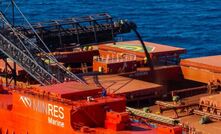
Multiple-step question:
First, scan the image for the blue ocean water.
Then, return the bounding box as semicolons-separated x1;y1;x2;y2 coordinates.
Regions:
1;0;221;58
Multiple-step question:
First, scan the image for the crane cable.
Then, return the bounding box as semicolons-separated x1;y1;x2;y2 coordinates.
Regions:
0;13;37;62
0;13;60;85
3;0;25;14
11;1;85;84
12;1;53;54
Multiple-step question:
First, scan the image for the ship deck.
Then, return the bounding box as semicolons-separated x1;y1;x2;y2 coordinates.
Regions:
181;55;221;83
95;122;157;134
84;75;165;101
37;81;102;100
99;40;186;58
150;93;221;134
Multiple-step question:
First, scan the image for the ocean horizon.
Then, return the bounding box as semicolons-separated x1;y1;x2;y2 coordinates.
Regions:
1;0;221;58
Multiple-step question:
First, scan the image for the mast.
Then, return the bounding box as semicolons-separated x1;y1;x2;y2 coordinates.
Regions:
9;0;17;86
11;0;14;26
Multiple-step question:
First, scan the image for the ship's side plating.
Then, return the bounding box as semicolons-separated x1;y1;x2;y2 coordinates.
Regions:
0;88;126;134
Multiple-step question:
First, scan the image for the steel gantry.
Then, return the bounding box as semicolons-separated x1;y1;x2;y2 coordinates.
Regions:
0;12;85;86
16;13;132;51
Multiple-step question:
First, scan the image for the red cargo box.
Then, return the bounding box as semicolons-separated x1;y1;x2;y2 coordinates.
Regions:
105;120;126;131
38;81;102;100
181;55;221;83
84;75;165;102
51;50;99;63
99;40;186;58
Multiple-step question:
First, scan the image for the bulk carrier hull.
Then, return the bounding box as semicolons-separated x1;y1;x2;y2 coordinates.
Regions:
0;3;199;133
0;82;159;134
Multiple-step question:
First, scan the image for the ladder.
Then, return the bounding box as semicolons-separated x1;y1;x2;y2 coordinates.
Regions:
0;12;85;86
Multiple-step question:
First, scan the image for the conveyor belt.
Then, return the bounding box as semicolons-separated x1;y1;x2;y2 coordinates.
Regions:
126;107;180;125
16;13;132;51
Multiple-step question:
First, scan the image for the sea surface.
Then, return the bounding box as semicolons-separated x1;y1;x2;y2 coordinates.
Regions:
1;0;221;58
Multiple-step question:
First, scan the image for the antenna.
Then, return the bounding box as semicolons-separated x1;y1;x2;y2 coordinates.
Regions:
0;0;2;12
11;0;14;27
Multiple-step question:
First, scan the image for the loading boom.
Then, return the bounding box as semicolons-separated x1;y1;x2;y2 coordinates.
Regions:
0;12;84;86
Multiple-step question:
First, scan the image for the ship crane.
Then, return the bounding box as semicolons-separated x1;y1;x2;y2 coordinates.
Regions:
16;14;153;68
0;0;152;86
0;0;133;86
0;12;84;86
16;13;132;51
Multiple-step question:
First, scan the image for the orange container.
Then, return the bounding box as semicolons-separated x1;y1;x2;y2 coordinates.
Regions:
105;120;126;131
157;125;182;134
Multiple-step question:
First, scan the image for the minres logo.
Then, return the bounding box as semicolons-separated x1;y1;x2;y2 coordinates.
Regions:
20;96;32;108
20;96;65;127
